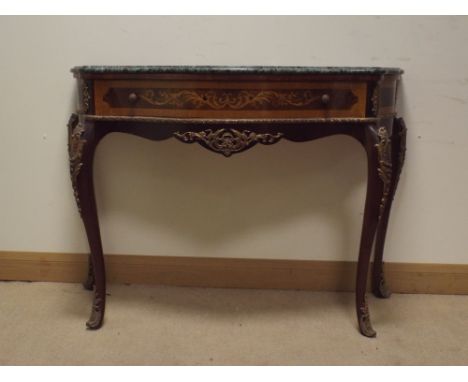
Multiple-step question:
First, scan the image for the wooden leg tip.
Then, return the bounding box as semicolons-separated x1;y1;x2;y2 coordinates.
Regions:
86;293;104;330
86;310;103;330
358;297;377;338
359;324;377;338
373;280;392;299
82;277;94;291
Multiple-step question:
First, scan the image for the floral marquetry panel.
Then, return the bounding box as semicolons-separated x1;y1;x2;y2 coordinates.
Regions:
93;80;369;119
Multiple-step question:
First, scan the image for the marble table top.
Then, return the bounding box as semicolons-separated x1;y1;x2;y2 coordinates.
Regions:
71;65;403;75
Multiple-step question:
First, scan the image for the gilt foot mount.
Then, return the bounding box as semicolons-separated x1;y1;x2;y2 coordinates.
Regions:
86;291;105;330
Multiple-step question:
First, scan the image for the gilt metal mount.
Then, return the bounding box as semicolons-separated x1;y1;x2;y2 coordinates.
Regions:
174;128;283;157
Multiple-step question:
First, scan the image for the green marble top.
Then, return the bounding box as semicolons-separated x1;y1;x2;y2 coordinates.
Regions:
71;65;403;75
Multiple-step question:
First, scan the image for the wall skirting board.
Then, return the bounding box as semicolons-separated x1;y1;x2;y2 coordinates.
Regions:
1;251;468;294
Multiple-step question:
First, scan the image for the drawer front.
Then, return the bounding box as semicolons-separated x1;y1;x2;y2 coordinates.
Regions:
94;80;367;119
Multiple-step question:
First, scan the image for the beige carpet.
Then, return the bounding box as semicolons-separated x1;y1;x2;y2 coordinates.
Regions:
0;281;467;365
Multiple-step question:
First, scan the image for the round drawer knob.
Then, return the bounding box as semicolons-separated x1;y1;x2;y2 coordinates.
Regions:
128;92;138;104
321;93;330;105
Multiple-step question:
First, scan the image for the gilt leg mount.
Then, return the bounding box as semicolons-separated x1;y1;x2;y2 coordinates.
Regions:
372;118;407;298
355;124;392;338
68;114;86;215
68;116;96;291
375;127;392;222
371;126;393;298
68;116;107;330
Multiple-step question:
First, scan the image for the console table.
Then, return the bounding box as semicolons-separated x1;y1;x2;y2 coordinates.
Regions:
68;66;406;337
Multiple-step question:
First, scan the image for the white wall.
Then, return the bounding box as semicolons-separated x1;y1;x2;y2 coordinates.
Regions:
0;16;467;263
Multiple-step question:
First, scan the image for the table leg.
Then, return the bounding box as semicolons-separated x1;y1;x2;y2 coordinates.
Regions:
372;118;407;298
356;123;393;337
82;254;95;291
68;115;106;330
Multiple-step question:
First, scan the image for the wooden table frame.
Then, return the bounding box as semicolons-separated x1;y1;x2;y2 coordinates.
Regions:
68;66;406;337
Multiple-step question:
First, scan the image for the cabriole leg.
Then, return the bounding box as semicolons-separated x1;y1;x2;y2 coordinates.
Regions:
68;115;106;330
356;124;393;337
372;118;407;298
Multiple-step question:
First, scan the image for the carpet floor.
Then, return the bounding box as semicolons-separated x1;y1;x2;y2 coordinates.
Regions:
0;281;467;365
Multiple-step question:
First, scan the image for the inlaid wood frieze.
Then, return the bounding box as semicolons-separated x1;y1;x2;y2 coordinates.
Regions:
174;128;283;157
103;88;359;111
93;79;368;118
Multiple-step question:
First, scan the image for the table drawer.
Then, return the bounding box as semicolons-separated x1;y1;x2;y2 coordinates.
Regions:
93;80;367;119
